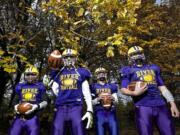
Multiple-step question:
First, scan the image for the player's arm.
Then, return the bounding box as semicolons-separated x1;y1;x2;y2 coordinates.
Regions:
43;69;63;96
121;86;147;96
25;85;48;115
91;94;101;105
13;95;20;114
155;65;179;117
158;86;179;118
120;67;135;96
82;80;93;113
13;84;21;114
120;67;147;96
81;80;93;129
38;91;48;110
111;84;119;104
51;81;59;96
121;88;135;96
90;84;101;105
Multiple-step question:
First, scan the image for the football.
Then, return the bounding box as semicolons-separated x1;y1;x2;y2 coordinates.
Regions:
127;81;147;91
99;92;112;109
48;50;62;69
17;102;32;114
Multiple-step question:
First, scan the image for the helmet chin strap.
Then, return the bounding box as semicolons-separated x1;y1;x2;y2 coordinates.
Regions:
99;77;106;81
98;80;106;85
134;59;144;67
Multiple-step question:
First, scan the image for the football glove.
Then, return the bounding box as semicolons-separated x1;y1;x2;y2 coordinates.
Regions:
14;104;20;114
43;74;51;87
82;111;93;129
92;97;101;105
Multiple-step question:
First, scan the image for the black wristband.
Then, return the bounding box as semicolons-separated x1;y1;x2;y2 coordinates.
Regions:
37;104;40;110
87;111;93;114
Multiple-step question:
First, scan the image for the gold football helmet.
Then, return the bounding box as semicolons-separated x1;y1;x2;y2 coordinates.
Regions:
95;67;108;81
127;46;145;65
62;49;78;67
24;66;39;83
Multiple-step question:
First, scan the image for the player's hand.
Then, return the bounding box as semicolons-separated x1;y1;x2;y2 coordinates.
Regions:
14;104;20;114
82;111;93;129
43;74;50;87
92;97;101;105
25;104;38;115
112;93;118;104
99;94;112;100
132;83;147;96
170;103;180;118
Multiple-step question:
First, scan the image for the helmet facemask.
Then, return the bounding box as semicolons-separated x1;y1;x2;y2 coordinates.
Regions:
24;72;38;84
62;55;77;68
96;72;107;82
128;51;145;66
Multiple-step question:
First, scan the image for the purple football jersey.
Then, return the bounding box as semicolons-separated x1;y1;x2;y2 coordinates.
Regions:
90;83;118;111
51;67;91;106
15;82;46;104
120;64;166;106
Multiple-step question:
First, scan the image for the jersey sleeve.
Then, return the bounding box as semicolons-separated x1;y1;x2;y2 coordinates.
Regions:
90;84;96;98
39;83;48;102
39;82;46;93
153;64;164;86
111;83;118;93
120;66;131;88
15;83;22;95
13;83;22;104
50;69;60;80
78;68;92;82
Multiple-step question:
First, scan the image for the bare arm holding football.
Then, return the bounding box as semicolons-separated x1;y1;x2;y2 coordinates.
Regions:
158;86;180;118
121;88;135;96
121;81;147;96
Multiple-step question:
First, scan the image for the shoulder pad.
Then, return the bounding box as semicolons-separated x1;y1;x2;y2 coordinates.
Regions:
149;64;160;71
120;66;131;74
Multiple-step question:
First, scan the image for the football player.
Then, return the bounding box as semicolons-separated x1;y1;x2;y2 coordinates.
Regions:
9;66;47;135
49;48;93;135
91;67;119;135
120;46;179;135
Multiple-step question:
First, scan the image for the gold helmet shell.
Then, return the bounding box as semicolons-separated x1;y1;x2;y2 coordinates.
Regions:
62;49;78;57
24;66;39;75
95;67;108;80
24;66;39;83
127;46;145;65
95;67;107;74
127;46;144;57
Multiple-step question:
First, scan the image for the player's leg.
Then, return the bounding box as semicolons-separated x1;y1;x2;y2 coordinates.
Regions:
25;116;40;135
70;106;85;135
108;109;119;135
9;117;23;135
135;106;153;135
95;110;106;135
52;107;66;135
155;105;175;135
